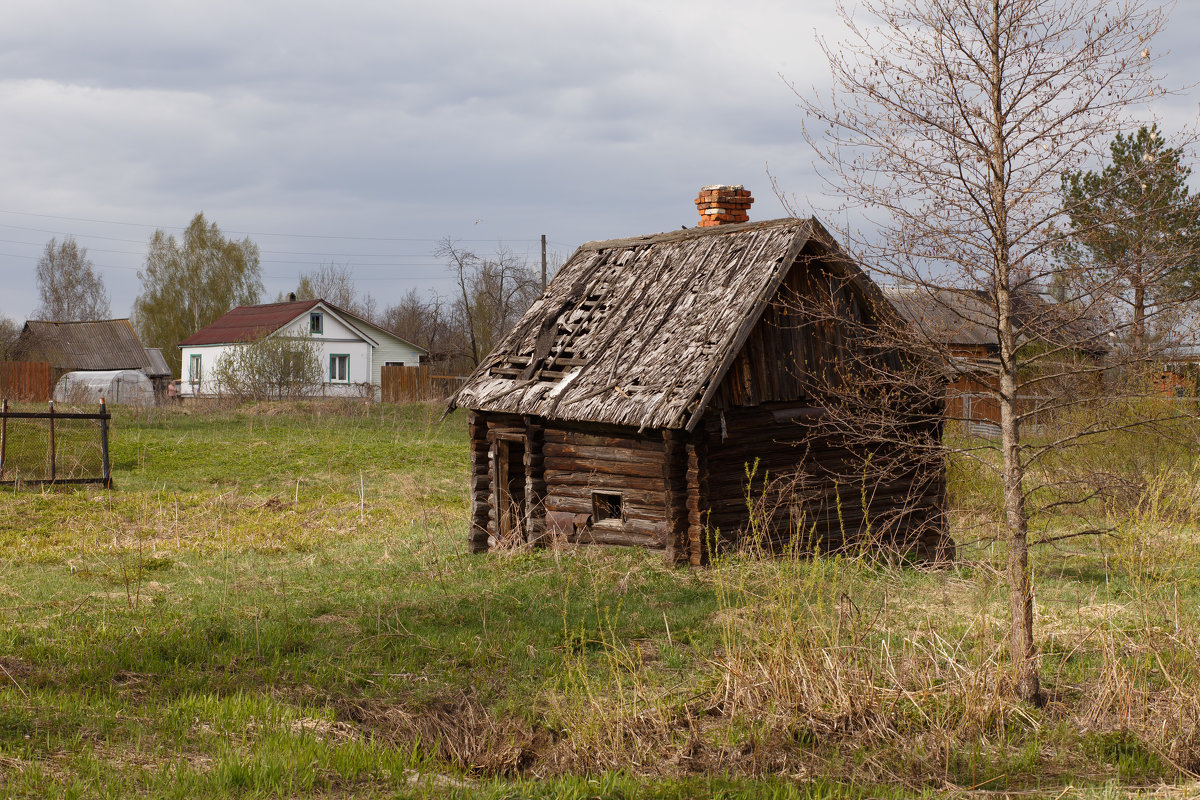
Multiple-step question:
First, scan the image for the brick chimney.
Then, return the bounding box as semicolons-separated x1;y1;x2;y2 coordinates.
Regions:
695;184;753;227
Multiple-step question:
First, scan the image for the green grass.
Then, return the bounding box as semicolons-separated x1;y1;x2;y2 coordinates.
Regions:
3;401;1200;798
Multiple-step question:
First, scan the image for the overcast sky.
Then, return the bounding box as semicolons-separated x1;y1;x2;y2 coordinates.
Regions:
0;0;1196;321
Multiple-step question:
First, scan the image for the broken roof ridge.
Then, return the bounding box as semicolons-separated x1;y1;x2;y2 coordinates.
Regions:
578;217;808;252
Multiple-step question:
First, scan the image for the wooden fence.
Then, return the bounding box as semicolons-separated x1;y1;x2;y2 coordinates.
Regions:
0;361;52;402
380;366;465;403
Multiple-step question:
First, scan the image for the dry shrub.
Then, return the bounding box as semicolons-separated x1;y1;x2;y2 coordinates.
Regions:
1073;635;1200;773
528;555;1036;786
1039;400;1200;518
695;556;1031;783
526;549;1200;787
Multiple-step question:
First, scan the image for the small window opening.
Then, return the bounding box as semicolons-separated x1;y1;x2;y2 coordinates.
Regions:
310;312;323;334
592;491;624;524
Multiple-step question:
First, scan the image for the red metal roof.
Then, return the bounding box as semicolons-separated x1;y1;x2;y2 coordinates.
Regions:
179;300;321;346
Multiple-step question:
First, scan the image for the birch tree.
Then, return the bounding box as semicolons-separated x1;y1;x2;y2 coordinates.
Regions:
795;0;1173;704
33;237;110;322
134;213;262;377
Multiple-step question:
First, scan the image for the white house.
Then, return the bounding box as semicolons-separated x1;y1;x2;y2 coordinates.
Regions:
178;299;426;399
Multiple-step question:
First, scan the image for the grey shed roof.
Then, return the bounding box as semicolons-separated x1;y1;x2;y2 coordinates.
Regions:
886;286;1109;356
144;347;172;378
449;217;889;431
15;319;153;372
885;287;997;349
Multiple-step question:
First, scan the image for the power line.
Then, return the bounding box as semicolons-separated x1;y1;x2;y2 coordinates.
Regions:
0;209;545;244
0;251;459;282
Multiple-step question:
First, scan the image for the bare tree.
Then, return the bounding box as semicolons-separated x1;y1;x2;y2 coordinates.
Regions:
210;332;323;401
0;315;20;360
33;238;110;321
294;262;378;322
379;287;449;355
437;239;542;368
795;0;1174;704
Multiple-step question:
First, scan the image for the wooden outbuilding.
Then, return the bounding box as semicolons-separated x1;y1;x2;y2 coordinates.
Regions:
448;187;950;564
886;286;1109;432
11;319;168;402
14;319;156;383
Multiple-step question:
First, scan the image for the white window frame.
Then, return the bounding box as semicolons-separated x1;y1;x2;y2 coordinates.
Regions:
329;353;349;382
188;354;202;388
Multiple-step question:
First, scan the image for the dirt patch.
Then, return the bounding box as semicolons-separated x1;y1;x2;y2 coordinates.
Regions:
338;692;546;775
289;716;360;744
0;656;54;693
0;656;35;681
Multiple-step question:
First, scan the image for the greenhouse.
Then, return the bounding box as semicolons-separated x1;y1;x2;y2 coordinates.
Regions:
53;370;155;407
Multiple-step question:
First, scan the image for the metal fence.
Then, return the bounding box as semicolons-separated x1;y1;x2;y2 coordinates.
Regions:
0;400;112;487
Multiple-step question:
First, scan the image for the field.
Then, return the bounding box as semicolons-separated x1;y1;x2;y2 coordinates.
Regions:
3;402;1200;798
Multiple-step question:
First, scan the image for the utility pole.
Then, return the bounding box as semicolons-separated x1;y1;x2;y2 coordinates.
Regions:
540;234;547;290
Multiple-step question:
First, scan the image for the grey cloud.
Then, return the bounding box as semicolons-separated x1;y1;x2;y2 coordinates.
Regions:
0;0;1193;321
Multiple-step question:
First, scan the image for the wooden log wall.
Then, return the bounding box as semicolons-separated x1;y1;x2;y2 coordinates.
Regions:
685;437;710;566
523;415;547;545
700;403;945;554
662;430;689;564
541;424;672;549
467;410;490;553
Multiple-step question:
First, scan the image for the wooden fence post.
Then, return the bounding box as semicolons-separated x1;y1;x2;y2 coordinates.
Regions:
47;400;56;483
99;398;112;489
0;399;7;481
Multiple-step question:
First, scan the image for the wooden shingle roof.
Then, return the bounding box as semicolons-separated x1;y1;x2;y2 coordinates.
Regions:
449;217;885;431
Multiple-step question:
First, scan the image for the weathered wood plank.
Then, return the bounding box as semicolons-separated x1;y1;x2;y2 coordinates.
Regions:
542;442;666;465
571;527;664;548
543;470;668;492
542;458;666;478
543;428;664;452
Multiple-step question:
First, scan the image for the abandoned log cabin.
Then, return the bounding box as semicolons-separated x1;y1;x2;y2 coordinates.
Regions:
448;186;949;564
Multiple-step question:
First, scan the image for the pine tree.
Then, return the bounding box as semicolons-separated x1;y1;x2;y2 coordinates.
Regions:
1062;126;1200;354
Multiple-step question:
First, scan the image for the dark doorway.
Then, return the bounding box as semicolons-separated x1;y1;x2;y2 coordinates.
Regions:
495;437;527;542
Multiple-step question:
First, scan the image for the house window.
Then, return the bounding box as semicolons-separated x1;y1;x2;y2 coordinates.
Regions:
310;312;323;334
329;354;349;382
384;361;404;367
592;491;624;524
188;354;202;387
